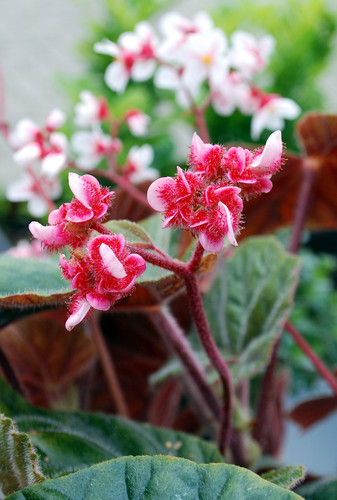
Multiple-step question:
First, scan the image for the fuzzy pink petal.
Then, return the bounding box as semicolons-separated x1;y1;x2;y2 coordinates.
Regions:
191;132;205;159
161;212;177;228
65;300;91;331
86;293;111;311
68;172;99;208
199;232;224;253
218;202;238;246
99;243;127;279
29;221;64;245
124;253;147;276
147;177;175;211
66;205;93;223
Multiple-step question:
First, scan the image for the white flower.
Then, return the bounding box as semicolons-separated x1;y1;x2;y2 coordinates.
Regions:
125;145;158;183
209;66;236;116
251;96;301;140
94;21;157;94
125;110;150;136
40;132;68;177
6;173;62;217
71;127;121;170
229;30;275;77
45;108;66;131
7;119;39;149
13;142;41;167
74;90;108;126
154;65;200;108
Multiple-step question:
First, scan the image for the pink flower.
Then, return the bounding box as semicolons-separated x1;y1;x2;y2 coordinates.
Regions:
60;234;146;330
29;173;114;250
148;131;283;252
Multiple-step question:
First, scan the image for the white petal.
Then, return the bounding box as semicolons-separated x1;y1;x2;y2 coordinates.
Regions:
6;175;32;201
147;177;175;211
154;66;180;90
66;300;91;331
104;62;129;93
94;39;119;57
27;195;48;217
255;130;283;168
218;202;238;246
13;143;40;166
274;98;301;119
68;172;92;207
132;60;156;81
46;108;66;130
99;243;127;279
41;153;67;177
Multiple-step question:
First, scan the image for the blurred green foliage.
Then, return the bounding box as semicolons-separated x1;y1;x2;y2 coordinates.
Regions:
280;249;337;393
61;0;337;172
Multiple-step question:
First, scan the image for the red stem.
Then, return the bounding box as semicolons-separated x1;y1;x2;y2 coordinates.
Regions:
285;321;337;396
150;305;220;420
192;105;211;143
187;241;204;274
127;244;188;278
88;314;130;417
184;274;233;454
288;159;317;253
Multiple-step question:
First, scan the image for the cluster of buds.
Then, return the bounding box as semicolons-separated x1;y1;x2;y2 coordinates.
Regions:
95;11;300;139
6;109;67;216
147;130;283;252
29;172;146;330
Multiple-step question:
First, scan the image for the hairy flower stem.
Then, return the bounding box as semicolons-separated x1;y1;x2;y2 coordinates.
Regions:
288;160;317;253
150;305;221;420
88;313;130;417
184;274;233;454
187;241;204;274
127;245;188;277
253;335;281;450
285;321;337;396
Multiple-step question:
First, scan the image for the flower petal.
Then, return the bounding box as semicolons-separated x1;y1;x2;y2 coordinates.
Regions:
147;176;175;211
65;299;91;331
99;243;127;279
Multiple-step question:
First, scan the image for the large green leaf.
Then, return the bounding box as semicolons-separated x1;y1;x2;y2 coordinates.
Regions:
0;255;71;309
152;237;300;383
0;377;222;478
8;455;303;500
261;466;306;489
296;476;337;500
0;414;45;499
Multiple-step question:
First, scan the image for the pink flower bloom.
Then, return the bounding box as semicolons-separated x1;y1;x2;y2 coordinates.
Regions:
29;173;114;250
124;145;158;183
71;127;122;170
74;91;109;127
60;234;146;330
125;109;150;137
6;239;46;259
94;22;157;94
148;131;283;252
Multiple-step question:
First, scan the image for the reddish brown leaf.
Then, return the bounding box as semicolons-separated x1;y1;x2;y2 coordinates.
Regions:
288;396;337;429
242;113;337;238
0;309;96;408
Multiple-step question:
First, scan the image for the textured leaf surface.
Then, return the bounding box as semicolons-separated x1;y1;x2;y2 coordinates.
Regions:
261;466;306;489
0;377;222;478
7;455;303;500
296;475;337;500
0;256;71;309
0;414;44;499
152;237;300;383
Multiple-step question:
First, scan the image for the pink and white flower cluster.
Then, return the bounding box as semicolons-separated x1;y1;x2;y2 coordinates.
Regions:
94;11;300;139
6;109;68;216
29;172;146;329
148;130;283;253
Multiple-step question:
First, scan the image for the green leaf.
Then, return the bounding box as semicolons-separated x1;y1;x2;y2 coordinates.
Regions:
0;377;222;478
104;219;152;246
296;475;337;499
7;455;303;500
262;466;306;489
0;256;71;309
0;414;45;499
152;237;300;383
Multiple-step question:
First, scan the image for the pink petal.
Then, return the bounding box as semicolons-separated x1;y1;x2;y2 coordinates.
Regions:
99;243;127;278
147;177;175;211
29;221;64;245
125;253;147;276
86;293;111;311
199;232;224;253
65;299;91;331
177;166;191;193
161;212;177;228
191;132;205;159
218;202;238;246
68;172;100;207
